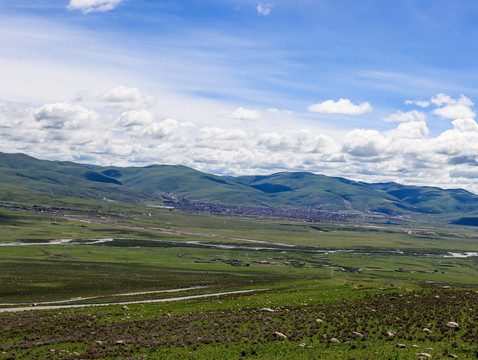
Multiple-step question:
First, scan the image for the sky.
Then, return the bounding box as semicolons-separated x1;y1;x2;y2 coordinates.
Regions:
2;1;478;193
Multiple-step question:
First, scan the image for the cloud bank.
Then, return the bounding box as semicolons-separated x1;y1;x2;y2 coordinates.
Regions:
1;90;478;193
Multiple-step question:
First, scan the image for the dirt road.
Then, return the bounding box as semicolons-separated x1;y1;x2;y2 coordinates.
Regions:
0;286;209;307
0;289;264;313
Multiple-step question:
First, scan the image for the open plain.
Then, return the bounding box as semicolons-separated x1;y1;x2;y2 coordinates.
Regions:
1;199;478;359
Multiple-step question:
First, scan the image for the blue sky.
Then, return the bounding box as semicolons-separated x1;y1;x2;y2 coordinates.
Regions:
2;0;478;192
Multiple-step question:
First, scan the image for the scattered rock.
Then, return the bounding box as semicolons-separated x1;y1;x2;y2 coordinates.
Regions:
386;330;397;337
417;353;432;358
446;321;460;329
396;343;407;348
122;305;129;311
448;354;458;358
330;337;340;344
315;318;323;323
261;307;275;312
443;286;451;289
425;347;433;350
115;340;125;345
422;328;433;334
272;332;287;340
298;343;307;347
413;345;420;348
95;341;104;345
434;295;440;299
352;331;363;338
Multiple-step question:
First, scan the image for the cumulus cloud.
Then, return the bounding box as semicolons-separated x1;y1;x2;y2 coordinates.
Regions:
308;98;372;115
117;110;155;128
384;110;426;123
432;94;475;119
140;119;194;140
67;0;123;14
387;120;429;139
34;103;99;130
224;107;261;120
452;118;478;132
0;101;33;128
343;129;386;157
257;3;272;16
431;93;454;107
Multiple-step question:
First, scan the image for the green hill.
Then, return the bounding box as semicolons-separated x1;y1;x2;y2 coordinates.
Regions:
1;152;478;219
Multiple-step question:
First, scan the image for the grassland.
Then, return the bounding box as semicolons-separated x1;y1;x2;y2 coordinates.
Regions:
1;199;478;359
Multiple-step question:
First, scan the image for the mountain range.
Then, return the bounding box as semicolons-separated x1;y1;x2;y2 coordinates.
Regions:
1;152;478;221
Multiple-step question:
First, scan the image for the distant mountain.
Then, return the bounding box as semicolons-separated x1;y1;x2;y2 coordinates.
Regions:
1;152;478;219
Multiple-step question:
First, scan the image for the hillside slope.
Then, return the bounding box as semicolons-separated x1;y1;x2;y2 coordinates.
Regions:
1;152;478;218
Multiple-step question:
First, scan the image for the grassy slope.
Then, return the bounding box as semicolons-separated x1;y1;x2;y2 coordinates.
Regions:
367;182;478;214
233;172;408;213
3;152;478;220
0;153;158;203
103;165;273;207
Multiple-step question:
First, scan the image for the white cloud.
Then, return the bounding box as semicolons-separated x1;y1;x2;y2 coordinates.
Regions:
224;107;261;120
431;93;454;107
384;110;426;123
433;95;475;119
102;86;152;110
141;119;194;140
387;120;429;139
7;89;478;193
34;103;99;130
258;129;337;154
308;98;372;115
67;0;123;14
257;3;272;16
405;99;430;107
343;129;386;157
71;90;91;103
117;110;155;128
452;118;478;132
267;108;293;115
198;127;248;142
0;101;33;128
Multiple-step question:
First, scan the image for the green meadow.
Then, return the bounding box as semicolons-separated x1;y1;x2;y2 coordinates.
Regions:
1;201;478;359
